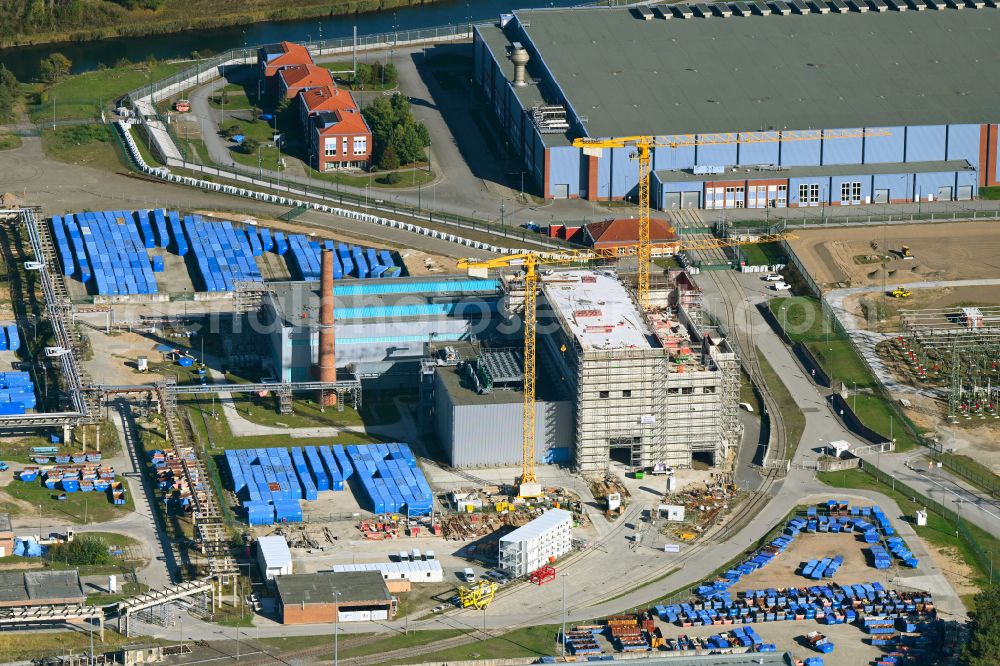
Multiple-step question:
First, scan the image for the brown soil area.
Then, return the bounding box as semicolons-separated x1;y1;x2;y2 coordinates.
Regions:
922;542;978;602
789;222;1000;288
728;532;892;593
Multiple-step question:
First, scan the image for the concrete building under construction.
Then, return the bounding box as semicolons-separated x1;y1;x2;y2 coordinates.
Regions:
429;267;740;471
537;269;740;471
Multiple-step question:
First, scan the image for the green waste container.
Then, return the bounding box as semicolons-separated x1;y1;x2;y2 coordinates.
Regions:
634;471;645;479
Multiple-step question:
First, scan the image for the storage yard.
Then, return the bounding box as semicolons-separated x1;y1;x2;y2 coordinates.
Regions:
52;208;405;300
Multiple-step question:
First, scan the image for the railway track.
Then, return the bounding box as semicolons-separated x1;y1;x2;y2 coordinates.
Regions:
241;271;794;665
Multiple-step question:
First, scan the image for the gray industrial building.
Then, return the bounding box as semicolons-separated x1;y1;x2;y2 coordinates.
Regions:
429;344;574;467
474;5;1000;205
255;276;502;383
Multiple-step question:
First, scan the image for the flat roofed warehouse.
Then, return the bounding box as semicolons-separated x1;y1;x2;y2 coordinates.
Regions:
474;6;1000;205
273;571;394;624
488;7;1000;138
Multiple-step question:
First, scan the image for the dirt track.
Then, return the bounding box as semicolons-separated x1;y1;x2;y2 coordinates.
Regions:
789;222;1000;288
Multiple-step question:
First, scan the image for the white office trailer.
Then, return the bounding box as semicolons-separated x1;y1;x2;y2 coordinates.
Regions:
498;508;573;577
328;559;444;583
256;535;293;580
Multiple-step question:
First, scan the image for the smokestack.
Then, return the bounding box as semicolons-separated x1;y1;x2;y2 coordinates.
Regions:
318;248;337;406
510;44;530;87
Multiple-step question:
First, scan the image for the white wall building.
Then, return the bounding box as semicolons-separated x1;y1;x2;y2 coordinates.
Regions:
498;508;573;577
327;560;444;583
257;535;293;580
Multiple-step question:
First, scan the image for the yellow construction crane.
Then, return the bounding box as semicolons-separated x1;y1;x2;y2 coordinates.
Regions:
572;129;890;309
458;234;790;497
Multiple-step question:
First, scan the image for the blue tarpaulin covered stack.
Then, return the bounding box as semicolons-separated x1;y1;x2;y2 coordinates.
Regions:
0;372;37;414
346;443;433;516
226;446;352;524
182;215;262;292
54;211;159;295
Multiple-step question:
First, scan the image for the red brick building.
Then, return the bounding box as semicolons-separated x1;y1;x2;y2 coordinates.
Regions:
582;218;680;256
257;41;313;95
274;571;394;624
277;64;334;100
299;86;371;171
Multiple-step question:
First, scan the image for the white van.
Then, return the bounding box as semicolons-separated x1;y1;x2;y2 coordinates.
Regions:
411;548;422;561
398;551;409;562
463;567;476;582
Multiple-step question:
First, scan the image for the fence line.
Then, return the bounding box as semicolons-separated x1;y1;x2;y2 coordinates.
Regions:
859;462;995;584
733;209;1000;229
114;120;532;258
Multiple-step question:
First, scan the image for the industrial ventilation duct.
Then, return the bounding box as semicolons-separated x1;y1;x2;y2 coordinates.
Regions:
510;43;530;87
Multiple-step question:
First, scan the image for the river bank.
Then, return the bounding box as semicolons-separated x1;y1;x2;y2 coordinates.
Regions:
1;0;440;49
1;0;584;82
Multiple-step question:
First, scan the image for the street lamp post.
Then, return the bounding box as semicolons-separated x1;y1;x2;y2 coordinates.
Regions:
560;573;568;660
853;381;857;412
334;590;342;666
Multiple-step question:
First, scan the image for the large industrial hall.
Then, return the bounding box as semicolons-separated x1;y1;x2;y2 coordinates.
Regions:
474;4;1000;207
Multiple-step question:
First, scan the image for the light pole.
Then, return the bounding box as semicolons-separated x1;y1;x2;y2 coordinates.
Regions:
560;573;567;660
501;199;505;226
334;590;342;666
853;381;857;412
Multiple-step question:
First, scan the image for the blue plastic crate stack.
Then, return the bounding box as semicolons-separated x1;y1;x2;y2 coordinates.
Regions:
183;215;262;292
801;555;844;580
656;581;935;628
0;324;20;353
226;445;351;525
0;372;36;415
346;443;433;516
693;501;917;605
703;627;776;652
54;211;160;295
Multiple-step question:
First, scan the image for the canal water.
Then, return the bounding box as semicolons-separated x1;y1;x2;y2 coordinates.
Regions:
0;0;584;81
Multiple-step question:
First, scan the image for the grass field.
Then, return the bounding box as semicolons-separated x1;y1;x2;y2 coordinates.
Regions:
739;242;787;266
29;62;187;123
757;352;804;459
4;475;135;523
129;125;163;167
818;468;998;606
41;124;123;172
0;134;22;151
261;629;465;660
769;295;920;451
0;629;143;663
978;186;1000;201
384;625;559;664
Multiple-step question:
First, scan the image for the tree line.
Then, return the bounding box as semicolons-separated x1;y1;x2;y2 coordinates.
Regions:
0;0;163;42
362;93;430;172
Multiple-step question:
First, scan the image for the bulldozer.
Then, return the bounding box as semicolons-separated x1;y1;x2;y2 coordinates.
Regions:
890;286;912;299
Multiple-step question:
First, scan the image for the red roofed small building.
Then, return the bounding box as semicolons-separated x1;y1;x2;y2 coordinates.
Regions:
299;86;371;171
257;41;313;95
278;64;334;100
582;218;680;256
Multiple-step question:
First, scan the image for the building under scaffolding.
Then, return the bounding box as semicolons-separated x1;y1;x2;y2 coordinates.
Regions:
538;269;739;471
